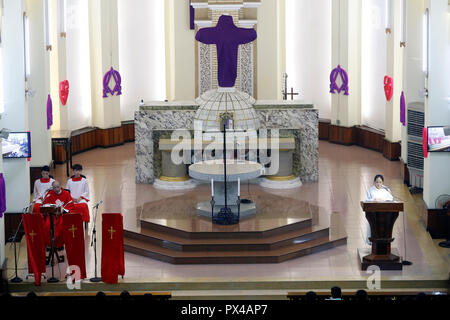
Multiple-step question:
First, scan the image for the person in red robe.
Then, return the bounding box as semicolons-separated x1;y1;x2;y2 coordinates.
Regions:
42;180;74;248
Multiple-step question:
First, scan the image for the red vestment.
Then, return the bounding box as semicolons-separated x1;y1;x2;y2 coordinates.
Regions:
42;189;74;247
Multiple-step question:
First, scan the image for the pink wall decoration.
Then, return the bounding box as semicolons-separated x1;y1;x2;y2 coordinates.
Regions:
329;65;349;95
422;127;428;158
400;91;406;126
59;80;69;106
103;67;122;98
384;76;394;102
47;94;53;130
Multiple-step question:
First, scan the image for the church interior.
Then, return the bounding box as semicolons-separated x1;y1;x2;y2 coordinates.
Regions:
0;0;449;302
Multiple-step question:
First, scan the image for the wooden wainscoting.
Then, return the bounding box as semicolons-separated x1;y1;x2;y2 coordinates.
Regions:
400;158;410;186
423;202;449;239
53;122;135;163
318;118;331;140
329;124;355;145
4;213;24;244
319;120;401;161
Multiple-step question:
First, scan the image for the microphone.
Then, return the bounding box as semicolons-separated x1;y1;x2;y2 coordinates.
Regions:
93;200;103;208
22;203;35;213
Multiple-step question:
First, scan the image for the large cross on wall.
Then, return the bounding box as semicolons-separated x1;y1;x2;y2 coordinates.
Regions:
191;1;261;98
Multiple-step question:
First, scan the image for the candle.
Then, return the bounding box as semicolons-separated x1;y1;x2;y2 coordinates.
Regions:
238;178;240;196
211;179;214;197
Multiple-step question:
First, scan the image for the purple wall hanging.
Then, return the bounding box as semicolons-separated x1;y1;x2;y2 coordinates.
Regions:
329;65;349;95
0;173;5;217
195;15;257;88
47;94;53;130
103;67;122;98
190;0;195;30
400;91;406;126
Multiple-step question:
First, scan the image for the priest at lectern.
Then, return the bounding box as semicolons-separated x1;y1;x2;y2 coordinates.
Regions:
364;174;393;244
42;180;74;248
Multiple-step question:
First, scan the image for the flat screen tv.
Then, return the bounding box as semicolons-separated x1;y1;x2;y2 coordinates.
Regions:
427;126;450;152
2;131;31;158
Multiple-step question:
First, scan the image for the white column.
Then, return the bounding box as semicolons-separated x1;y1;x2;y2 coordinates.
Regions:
385;0;404;142
118;0;166;121
2;0;31;214
1;0;30;267
257;0;285;100
164;0;195;101
423;0;450;208
331;0;362;127
50;0;68;131
27;0;52;167
89;0;121;129
401;0;425;162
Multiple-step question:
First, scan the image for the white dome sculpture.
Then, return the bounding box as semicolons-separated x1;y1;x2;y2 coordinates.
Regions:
194;87;260;131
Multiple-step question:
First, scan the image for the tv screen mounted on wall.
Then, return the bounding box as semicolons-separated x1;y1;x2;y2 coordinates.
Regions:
427;126;450;152
2;132;32;158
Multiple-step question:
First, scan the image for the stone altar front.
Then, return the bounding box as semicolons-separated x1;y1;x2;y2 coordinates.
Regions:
135;100;318;184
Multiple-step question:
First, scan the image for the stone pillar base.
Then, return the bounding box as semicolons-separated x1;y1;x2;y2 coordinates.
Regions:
154;177;197;190
259;176;302;189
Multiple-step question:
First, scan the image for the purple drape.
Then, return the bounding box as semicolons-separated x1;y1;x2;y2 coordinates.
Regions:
190;1;195;30
195;15;257;87
0;173;6;217
47;94;53;130
400;91;406;126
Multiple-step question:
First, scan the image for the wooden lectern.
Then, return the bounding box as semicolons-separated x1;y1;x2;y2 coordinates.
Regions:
40;205;65;264
358;201;404;270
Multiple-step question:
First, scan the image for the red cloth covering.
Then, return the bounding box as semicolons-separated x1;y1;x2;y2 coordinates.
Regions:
23;214;46;286
32;203;41;214
62;213;87;279
43;189;74;247
71;203;90;222
101;213;124;284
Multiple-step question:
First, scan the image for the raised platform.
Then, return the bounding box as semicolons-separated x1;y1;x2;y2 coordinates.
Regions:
123;191;347;264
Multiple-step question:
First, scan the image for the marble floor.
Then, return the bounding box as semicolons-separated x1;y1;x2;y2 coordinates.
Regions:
5;141;449;296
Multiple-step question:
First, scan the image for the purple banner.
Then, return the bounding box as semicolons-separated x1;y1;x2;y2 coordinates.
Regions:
400;91;406;126
190;0;195;30
47;94;53;130
0;173;5;217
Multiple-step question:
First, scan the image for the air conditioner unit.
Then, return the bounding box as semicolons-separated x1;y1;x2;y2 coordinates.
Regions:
406;102;424;189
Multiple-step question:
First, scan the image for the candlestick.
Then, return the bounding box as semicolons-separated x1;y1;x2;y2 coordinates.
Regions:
211;179;214;197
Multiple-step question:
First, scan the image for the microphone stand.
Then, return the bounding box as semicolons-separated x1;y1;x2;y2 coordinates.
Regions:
9;206;28;283
47;204;61;283
90;201;102;282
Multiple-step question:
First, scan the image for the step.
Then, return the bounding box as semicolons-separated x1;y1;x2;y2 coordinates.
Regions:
139;217;313;239
123;235;347;264
124;225;330;252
